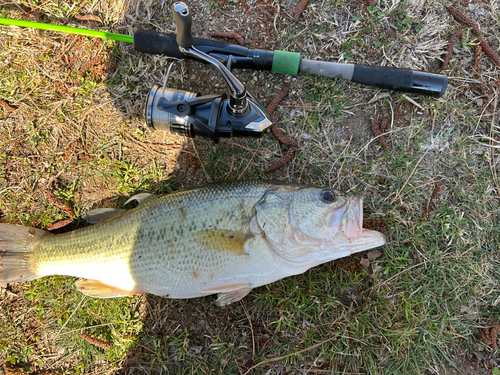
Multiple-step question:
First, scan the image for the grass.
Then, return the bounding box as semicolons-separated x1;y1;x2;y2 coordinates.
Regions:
1;0;500;374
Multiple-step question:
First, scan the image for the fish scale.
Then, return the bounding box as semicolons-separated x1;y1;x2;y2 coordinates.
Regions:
0;180;386;305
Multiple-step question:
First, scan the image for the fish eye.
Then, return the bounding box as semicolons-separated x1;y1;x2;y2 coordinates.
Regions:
320;189;336;204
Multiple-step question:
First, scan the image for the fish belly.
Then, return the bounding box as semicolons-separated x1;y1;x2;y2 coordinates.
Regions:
129;236;282;298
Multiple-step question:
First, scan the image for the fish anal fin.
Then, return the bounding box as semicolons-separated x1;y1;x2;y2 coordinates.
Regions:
75;279;140;298
191;230;251;255
202;283;253;306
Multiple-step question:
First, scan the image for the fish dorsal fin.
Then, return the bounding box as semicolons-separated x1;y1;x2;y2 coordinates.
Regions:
83;208;126;224
201;283;253;306
84;193;155;224
75;279;141;298
191;230;251;255
124;193;156;206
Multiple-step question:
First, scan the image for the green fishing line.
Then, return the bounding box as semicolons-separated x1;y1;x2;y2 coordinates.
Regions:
0;17;134;43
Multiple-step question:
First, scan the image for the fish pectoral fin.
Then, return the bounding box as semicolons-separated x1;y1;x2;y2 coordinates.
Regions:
75;279;140;298
191;230;252;255
83;208;126;224
216;288;253;306
202;283;253;306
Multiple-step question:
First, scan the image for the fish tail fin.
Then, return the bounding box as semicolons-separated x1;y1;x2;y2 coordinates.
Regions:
0;223;50;282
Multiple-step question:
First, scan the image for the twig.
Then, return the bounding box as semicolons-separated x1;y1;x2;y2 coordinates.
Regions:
441;31;463;70
372;117;388;150
47;218;74;231
265;83;299;173
401;94;424;111
478;37;500;67
80;333;111;350
210;31;245;46
238;138;263;179
55;292;88;339
45;186;75;231
377;258;431;287
446;5;500;67
124;134;182;148
333;134;352;185
314;143;378;192
54;35;80;63
190;138;211;183
266;83;291;114
121;348;142;373
28;0;41;23
124;134;181;158
447;5;481;35
265;147;295;173
74;14;102;23
78;54;104;76
475;43;483;76
45;189;74;217
278;104;330;108
293;0;309;22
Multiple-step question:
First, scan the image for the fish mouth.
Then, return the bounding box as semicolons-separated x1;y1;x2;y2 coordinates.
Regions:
331;195;386;251
344;196;363;237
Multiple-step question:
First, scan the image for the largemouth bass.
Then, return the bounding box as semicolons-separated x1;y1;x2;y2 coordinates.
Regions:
0;180;385;305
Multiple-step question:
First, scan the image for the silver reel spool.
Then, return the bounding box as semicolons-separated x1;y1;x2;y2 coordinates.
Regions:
145;85;198;137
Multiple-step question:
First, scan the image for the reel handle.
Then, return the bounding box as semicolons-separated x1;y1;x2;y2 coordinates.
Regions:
172;2;193;48
171;2;248;114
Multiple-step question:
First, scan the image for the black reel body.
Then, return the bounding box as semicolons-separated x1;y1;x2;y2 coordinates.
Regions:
145;86;271;142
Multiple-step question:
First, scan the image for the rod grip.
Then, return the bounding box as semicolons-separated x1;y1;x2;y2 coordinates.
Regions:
134;30;233;57
351;65;448;97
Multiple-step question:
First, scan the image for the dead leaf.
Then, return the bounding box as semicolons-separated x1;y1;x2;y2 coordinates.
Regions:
360;258;370;268
367;249;382;261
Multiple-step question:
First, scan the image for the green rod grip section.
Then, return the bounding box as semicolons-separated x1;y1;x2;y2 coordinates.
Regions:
0;17;134;43
272;50;300;76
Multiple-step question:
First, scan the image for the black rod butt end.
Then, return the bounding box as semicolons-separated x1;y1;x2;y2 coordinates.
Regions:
410;72;448;98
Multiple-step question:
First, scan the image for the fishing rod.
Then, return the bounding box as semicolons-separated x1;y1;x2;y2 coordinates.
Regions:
0;3;448;141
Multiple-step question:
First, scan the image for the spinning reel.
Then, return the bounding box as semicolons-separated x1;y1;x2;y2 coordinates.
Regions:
145;2;272;142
